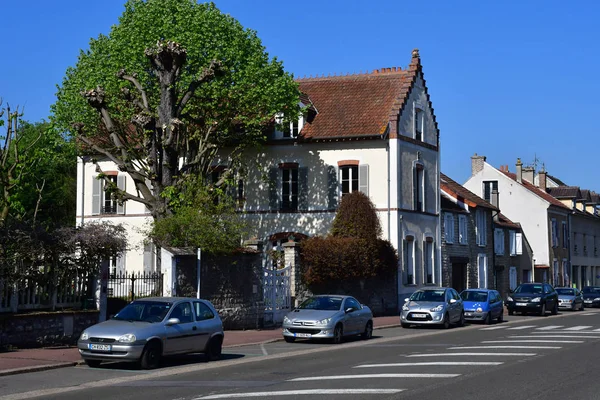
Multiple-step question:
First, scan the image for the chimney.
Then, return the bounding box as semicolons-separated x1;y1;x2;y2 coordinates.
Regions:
522;166;534;184
539;170;547;192
471;153;486;176
491;189;500;221
516;158;523;183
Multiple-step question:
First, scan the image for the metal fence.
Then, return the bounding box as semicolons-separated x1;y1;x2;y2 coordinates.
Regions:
107;272;163;301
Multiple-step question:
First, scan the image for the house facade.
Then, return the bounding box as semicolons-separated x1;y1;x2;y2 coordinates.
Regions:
76;49;442;310
463;156;570;285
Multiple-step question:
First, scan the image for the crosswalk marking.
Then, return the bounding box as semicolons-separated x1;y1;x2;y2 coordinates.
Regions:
355;362;503;368
536;325;563;330
407;352;537;357
193;389;406;399
594;328;600;331
507;325;537;330
581;313;596;316
479;326;506;330
289;373;460;381
449;345;561;349
510;335;600;339
531;330;600;334
564;326;592;331
482;340;583;344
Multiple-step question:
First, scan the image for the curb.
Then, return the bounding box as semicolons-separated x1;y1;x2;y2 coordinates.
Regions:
0;362;78;377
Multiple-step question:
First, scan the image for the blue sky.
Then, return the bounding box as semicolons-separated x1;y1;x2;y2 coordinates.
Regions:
3;0;599;190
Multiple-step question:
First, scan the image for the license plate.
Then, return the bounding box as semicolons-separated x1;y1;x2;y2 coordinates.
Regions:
412;313;427;318
585;300;592;303
295;333;311;338
515;302;527;306
89;344;111;351
465;312;473;317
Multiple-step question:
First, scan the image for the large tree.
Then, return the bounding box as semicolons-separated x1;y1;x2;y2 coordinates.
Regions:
53;0;300;226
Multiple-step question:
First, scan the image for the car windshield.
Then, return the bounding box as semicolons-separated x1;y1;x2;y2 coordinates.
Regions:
113;301;171;323
514;284;543;294
556;288;575;295
298;296;343;311
461;291;488;302
409;290;445;302
582;287;600;294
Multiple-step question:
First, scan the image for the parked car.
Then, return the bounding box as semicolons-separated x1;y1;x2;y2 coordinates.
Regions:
505;283;559;316
460;289;504;324
582;286;600;308
400;287;464;329
556;287;584;311
78;297;224;369
282;295;373;344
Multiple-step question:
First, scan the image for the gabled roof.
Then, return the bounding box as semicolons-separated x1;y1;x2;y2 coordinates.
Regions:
591;192;600;204
495;213;521;229
547;186;580;199
578;189;592;202
500;170;570;210
441;173;498;211
546;174;568;186
297;49;423;141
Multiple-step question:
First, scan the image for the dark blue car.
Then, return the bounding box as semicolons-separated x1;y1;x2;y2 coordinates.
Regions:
460;289;504;324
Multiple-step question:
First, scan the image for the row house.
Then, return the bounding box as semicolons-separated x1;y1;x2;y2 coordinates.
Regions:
76;49;443;310
464;156;570;286
440;173;532;299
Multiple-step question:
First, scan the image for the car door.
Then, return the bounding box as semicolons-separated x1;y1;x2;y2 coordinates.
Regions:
452;289;463;321
491;291;502;319
546;284;558;309
193;301;219;351
164;301;196;354
576;289;583;308
342;298;361;334
446;289;460;322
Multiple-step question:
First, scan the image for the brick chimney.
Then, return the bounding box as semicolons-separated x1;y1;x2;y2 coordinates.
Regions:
522;166;534;184
539;170;547;192
516;158;523;183
471;153;486;176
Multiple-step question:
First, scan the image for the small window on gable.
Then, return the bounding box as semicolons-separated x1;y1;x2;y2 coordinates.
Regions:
414;104;424;142
413;162;425;212
275;112;302;139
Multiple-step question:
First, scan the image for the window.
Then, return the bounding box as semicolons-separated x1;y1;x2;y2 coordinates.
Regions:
275;113;301;139
562;259;569;287
553;259;559;286
404;238;415;285
281;167;298;211
522;269;531;283
478;254;488;289
344;297;361;311
483;181;498;203
551;219;558;247
444;213;455;243
103;175;118;214
494;229;505;255
424;238;434;284
169;302;193;324
476;209;487;246
562;222;568;248
509;266;517;291
414;107;424;141
193;301;215;321
340;165;358;197
107;252;124;277
414;163;425;212
458;214;468;244
92;174;127;215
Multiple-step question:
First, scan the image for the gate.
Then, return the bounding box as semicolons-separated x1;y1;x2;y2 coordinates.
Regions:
107;272;163;301
263;266;291;324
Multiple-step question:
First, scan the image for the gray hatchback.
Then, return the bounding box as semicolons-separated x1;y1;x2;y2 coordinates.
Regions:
78;297;224;369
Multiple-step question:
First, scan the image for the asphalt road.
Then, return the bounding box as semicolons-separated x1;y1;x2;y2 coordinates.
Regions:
2;310;600;400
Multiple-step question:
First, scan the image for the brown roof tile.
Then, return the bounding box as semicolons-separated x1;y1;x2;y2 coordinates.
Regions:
500;170;571;210
440;173;499;211
495;213;521;229
547;186;580;199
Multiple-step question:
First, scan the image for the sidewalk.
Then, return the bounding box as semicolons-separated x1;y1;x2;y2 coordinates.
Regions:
0;315;400;377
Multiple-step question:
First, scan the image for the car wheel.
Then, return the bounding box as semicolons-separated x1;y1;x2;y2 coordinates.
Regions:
401;322;411;328
458;312;465;327
84;359;102;368
485;312;492;325
551;302;558;315
539;303;546;316
284;336;296;343
206;336;223;362
498;310;504;323
580;303;585;311
508;309;514;316
332;324;343;344
140;341;161;370
442;313;450;329
361;321;373;340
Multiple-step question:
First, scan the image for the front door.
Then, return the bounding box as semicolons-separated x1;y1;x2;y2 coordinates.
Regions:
452;263;467;293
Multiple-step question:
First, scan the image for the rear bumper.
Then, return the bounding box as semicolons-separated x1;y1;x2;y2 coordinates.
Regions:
506;302;542;312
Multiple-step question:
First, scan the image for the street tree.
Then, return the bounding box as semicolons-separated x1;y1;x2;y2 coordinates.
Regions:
53;0;300;237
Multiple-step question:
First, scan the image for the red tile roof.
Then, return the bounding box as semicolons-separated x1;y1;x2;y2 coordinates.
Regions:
297;50;421;140
500;170;570;210
440;172;499;211
495;213;521;229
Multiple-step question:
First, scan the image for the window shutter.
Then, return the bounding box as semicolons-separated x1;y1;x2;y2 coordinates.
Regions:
92;177;102;215
359;164;369;196
117;174;126;215
413;168;418;210
298;167;309;210
268;168;279;210
402;239;408;285
516;232;523;255
116;253;126;275
327;165;338;209
422;169;427;213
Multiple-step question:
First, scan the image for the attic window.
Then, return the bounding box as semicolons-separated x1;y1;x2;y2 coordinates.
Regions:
414;104;424;142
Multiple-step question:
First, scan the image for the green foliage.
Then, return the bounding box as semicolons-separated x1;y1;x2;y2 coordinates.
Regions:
301;192;398;286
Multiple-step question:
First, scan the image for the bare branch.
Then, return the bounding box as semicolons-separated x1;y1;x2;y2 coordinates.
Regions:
117;69;150;111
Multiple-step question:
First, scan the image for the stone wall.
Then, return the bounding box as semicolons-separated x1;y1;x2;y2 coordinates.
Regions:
0;310;99;349
174;251;265;330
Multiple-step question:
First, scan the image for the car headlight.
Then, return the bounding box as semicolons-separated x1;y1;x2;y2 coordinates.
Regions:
507;296;513;302
402;305;409;311
565;299;572;303
531;297;541;302
430;305;444;312
476;307;483;312
317;317;332;325
283;316;291;324
594;298;600;301
80;331;89;341
117;334;137;343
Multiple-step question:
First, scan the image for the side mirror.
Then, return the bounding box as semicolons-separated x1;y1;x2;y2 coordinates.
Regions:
345;307;354;314
404;298;409;303
109;314;115;319
449;298;457;304
165;318;180;326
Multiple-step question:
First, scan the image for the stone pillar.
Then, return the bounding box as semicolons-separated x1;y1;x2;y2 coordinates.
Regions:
283;241;302;306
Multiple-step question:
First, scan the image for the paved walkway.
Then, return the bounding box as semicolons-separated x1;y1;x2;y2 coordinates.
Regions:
0;316;399;377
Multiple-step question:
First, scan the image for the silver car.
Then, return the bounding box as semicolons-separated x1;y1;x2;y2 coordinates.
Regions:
282;295;373;344
556;287;584;311
78;297;224;369
400;287;465;329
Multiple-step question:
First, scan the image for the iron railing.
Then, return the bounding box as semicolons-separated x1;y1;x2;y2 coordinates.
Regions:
107;271;163;301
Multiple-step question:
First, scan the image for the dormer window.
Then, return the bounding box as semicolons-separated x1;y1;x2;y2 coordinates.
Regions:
274;112;303;140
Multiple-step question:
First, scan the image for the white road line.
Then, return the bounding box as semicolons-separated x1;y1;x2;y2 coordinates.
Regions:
531;330;600;334
407;352;536;357
479;326;506;330
354;362;503;368
507;325;537;330
564;326;592;331
482;340;584;344
594;328;600;331
259;344;268;356
536;325;563;330
581;313;596;316
509;335;600;339
449;345;561;349
288;373;460;381
193;389;406;399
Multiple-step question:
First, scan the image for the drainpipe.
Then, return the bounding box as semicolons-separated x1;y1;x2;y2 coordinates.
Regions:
80;156;86;227
387;139;391;242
